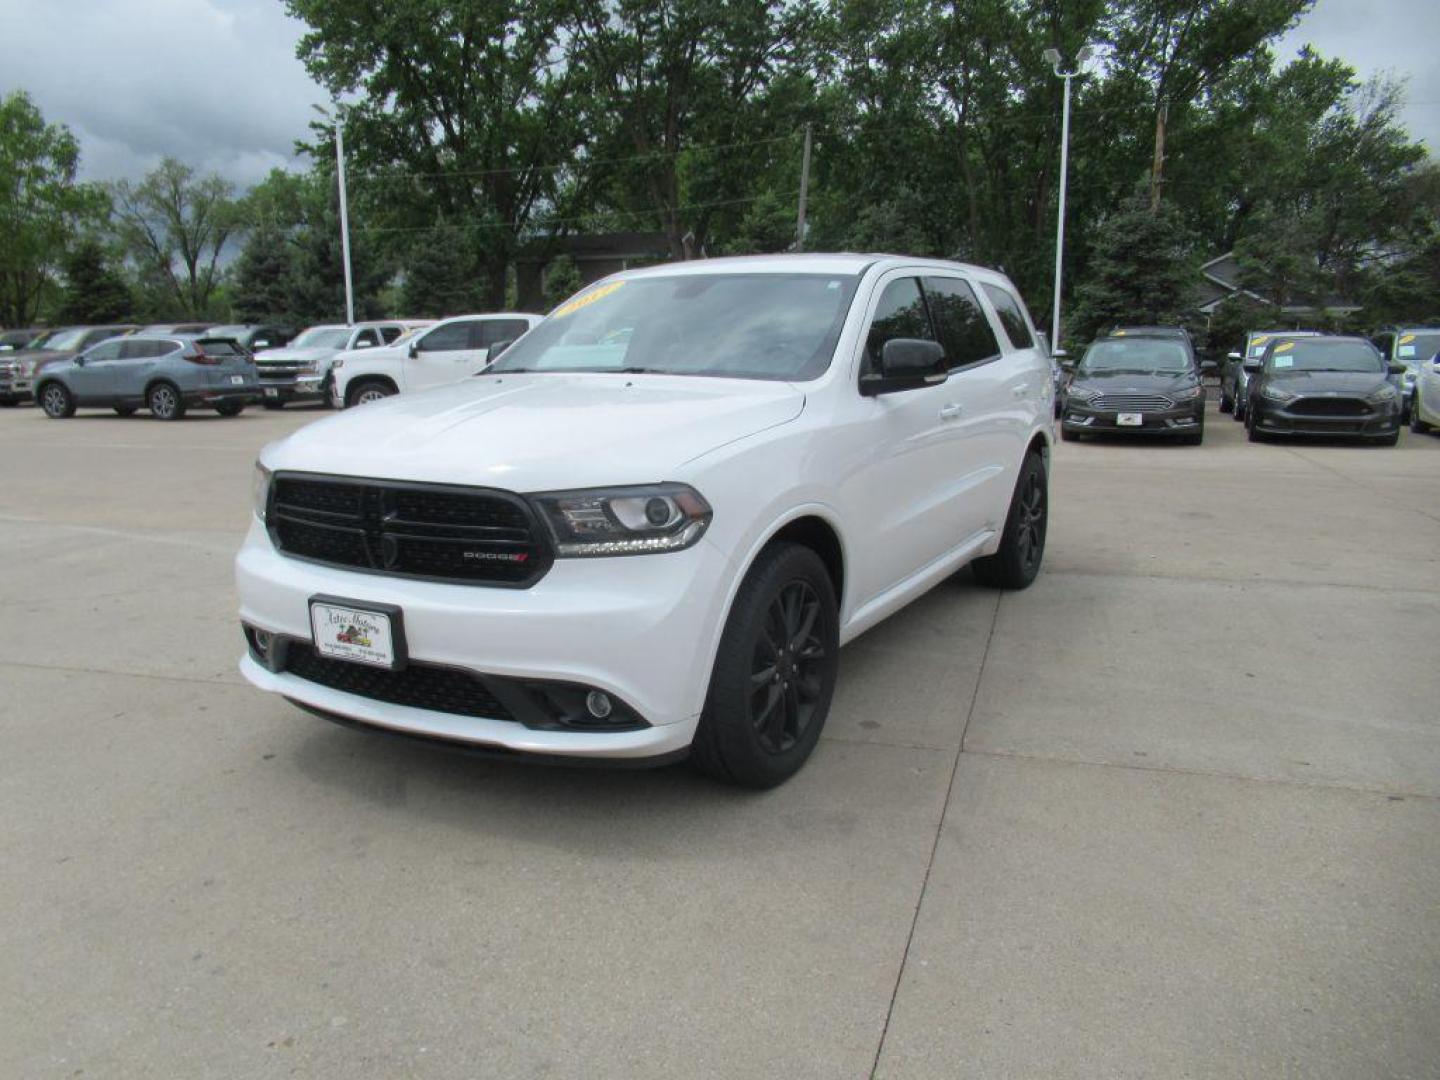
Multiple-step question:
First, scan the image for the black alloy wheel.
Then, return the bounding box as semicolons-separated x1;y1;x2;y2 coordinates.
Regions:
39;382;74;419
972;451;1047;589
691;543;839;788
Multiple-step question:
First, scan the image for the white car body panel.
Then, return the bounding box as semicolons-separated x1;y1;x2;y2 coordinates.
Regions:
237;254;1052;759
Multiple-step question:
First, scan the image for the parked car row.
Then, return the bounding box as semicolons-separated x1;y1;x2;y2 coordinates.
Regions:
0;312;543;420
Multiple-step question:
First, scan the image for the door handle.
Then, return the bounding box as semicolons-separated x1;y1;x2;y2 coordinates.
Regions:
939;403;963;421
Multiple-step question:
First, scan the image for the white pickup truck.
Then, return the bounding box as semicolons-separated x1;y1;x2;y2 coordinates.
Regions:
254;321;428;408
330;313;542;407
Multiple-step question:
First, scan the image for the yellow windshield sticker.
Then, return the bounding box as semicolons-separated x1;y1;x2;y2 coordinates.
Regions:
1253;335;1270;346
553;281;625;319
1114;329;1126;336
1274;341;1295;353
1400;333;1416;344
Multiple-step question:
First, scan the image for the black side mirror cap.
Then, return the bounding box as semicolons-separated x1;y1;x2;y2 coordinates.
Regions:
407;342;419;359
861;338;947;396
1387;361;1408;376
1242;358;1263;371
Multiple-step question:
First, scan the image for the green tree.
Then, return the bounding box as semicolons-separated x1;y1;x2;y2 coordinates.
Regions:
400;223;482;316
0;91;99;326
230;220;296;322
111;158;239;318
541;254;582;308
54;239;133;323
1070;194;1194;342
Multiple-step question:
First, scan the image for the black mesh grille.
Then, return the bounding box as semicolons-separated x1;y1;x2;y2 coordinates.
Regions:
284;642;515;721
1289;397;1369;418
268;474;550;587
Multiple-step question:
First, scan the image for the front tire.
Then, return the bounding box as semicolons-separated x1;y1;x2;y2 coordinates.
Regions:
1219;390;1233;414
346;379;396;407
38;383;75;419
147;382;185;421
972;450;1047;589
261;400;285;411
691;543;839;788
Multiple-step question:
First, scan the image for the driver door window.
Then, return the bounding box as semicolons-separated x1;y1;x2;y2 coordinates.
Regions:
406;320;483;391
863;278;933;378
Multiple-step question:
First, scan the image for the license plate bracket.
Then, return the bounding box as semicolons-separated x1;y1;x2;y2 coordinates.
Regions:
309;596;407;670
1117;412;1143;426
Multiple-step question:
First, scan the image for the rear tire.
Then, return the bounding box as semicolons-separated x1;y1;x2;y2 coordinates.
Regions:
690;543;839;789
38;382;75;419
214;402;245;417
346;379;396;407
147;382;185;421
972;451;1048;590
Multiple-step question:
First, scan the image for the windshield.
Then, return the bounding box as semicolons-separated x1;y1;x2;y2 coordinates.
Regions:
1396;332;1440;366
488;273;860;381
292;327;351;349
1269;341;1381;373
36;328;87;351
1078;338;1191;375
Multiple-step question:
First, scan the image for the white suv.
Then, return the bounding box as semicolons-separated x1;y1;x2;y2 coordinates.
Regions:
237;255;1053;787
332;313;542;407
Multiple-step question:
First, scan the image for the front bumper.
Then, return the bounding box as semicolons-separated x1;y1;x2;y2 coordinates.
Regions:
235;518;734;760
257;372;326;403
0;372;33;401
1250;399;1400;438
1061;398;1205;436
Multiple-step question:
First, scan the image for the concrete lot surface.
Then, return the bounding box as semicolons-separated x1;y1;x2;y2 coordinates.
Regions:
1;402;1437;1078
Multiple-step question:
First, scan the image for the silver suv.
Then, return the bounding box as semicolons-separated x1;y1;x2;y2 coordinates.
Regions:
34;334;261;420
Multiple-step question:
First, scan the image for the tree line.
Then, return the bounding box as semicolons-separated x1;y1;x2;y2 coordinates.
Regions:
3;0;1438;350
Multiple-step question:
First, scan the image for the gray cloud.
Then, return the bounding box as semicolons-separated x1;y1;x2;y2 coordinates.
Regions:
1;0;1432;197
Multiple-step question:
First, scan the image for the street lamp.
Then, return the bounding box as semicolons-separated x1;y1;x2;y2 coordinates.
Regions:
1042;45;1092;354
314;103;356;326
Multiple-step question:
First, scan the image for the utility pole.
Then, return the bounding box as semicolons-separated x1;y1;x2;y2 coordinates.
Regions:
334;108;356;326
1149;100;1168;213
1043;47;1092;353
795;123;813;252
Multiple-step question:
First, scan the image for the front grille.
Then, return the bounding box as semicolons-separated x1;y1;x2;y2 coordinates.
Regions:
1091;393;1173;411
283;642;515;721
1288;397;1369;418
269;473;551;587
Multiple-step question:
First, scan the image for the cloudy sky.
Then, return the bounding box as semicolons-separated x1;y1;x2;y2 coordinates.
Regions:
1;0;1436;190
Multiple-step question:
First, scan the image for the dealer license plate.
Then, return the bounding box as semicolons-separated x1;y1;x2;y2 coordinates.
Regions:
1117;412;1143;426
230;375;245;385
310;600;399;668
264;387;278;398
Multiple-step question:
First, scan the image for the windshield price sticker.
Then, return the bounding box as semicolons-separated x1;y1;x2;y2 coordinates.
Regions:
1399;345;1416;357
553;281;626;319
1275;356;1294;368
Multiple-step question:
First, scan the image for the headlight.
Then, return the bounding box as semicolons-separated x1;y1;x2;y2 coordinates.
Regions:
531;483;712;557
253;463;272;521
1261;384;1297;403
1171;385;1203;400
1368;384;1399;403
1066;384;1099;401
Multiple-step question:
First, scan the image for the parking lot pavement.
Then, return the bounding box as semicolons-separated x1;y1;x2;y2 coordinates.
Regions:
1;402;1437;1078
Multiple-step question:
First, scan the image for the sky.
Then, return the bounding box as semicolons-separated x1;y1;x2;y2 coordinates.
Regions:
1;0;1437;191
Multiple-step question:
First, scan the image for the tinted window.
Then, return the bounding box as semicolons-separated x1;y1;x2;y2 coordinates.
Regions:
981;284;1035;349
477;319;530;348
923;277;1001;370
1268;340;1381;373
81;329;126;350
418;321;473;352
86;341;125;363
197;339;244;356
863;278;933;377
1080;338;1192;374
379;326;404;344
353;328;381;348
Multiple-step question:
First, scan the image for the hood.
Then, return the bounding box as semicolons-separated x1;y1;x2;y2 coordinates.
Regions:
264;373;805;491
1265;370;1389;394
255;346;338;363
1070;369;1198;392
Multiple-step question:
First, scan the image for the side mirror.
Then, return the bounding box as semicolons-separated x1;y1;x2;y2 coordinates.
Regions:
73;354;87;367
1227;351;1241;361
486;339;515;364
861;338;946;396
1387;361;1408;376
407;342;420;359
1242;357;1263;372
1200;358;1219;373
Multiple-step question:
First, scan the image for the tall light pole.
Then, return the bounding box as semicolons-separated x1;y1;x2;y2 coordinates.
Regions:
1042;46;1092;354
315;102;356;326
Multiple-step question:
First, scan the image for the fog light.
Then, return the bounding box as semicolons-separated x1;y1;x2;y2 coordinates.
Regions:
585;690;613;719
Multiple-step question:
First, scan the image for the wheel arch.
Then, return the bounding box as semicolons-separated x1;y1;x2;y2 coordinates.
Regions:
346;374;399;405
144;375;181;398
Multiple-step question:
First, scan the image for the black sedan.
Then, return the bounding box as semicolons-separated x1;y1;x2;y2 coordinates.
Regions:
1243;337;1404;445
1060;335;1206;444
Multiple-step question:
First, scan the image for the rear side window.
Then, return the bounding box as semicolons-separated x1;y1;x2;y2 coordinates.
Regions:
863;278;933;377
353;328;381;348
418;321;472;352
379;326;404;344
981;283;1035;349
923;277;1001;370
476;319;531;348
197;339;243;356
87;341;125;363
